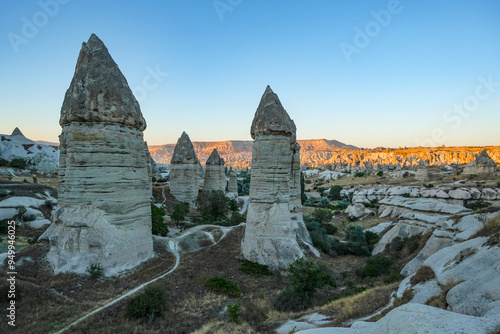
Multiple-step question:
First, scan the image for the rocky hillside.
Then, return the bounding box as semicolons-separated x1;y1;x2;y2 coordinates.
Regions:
149;140;500;169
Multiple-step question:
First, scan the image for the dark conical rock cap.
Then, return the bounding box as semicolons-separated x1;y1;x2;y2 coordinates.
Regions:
170;131;200;164
59;34;146;130
475;149;496;166
250;85;296;139
206;149;224;166
11;127;25;136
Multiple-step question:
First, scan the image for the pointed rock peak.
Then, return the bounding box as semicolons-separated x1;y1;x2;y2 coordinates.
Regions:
171;132;199;164
11;127;24;136
476;149;496;166
206;149;224;165
59;34;146;131
251;86;296;138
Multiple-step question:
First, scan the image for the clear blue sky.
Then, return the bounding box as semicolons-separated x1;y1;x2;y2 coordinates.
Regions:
1;0;499;148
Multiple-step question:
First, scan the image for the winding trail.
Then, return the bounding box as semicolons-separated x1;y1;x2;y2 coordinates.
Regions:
54;240;180;334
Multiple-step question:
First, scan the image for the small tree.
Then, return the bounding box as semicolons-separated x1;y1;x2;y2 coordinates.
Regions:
312;208;333;224
151;204;168;236
126;285;166;324
196;190;231;221
328;185;342;200
172;202;189;224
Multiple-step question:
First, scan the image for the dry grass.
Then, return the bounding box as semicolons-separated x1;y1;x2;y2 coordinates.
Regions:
319;283;397;326
410;265;435;285
426;282;461;310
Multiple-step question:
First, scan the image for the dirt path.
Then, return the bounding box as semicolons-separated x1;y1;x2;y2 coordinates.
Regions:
54;240;181;334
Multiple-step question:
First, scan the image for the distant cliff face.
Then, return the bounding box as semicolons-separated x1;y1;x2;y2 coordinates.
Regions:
149;140;500;170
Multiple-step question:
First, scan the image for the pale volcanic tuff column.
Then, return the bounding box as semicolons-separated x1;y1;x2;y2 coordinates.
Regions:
41;34;153;276
169;131;200;205
204;149;227;192
241;86;307;268
228;171;238;196
290;143;312;244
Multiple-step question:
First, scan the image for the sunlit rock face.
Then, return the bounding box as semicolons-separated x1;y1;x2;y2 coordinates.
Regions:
463;149;497;175
169;131;200;205
41;34;153;277
241;86;308;268
204;149;226;192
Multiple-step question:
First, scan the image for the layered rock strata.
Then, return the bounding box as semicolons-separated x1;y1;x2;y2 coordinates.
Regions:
41;34;153;276
169;131;200;205
204;149;226;192
241;86;307;268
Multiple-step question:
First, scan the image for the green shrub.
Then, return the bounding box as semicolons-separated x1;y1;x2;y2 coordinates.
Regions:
347;215;358;222
239;260;272;277
172;202;189;224
228;212;245;225
329;185;343;200
0;220;8;234
348;225;366;244
272;288;310;312
332;200;349;211
354;172;365;178
376;171;383;177
322;223;338;235
9;158;27;169
288;257;335;298
204;276;242;297
319;198;330;207
0;158;9;166
383;270;404;283
227;302;241;324
402;193;411;198
425;183;434;188
465;200;491;211
151;204;168;237
312;208;333;224
202;214;215;223
365;230;379;247
357;255;393;278
126;284;166;323
86;262;103;280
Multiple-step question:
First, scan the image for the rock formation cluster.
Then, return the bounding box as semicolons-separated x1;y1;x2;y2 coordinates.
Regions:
241;86;310;268
41;34;153;277
169;131;200;205
203;149;226;192
463;149;498;174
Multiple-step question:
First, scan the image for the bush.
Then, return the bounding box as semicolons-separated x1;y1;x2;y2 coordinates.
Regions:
0;220;8;234
228;212;245;225
348;225;366;244
204;276;242;297
357;255;393;278
172;202;189;224
126;284;166;323
383;270;404;284
465;199;491;211
242;300;269;328
9;158;27;169
0;158;9;166
151;204;168;237
196;190;232;221
329;185;342;200
239;260;272;277
312;208;333;224
354;172;365;178
202;214;215;223
86;262;103;280
319;198;330;207
272;288;309;312
365;230;379;246
332;200;349;211
347;215;358;222
288;257;335;298
227;302;241;324
376;171;383;177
